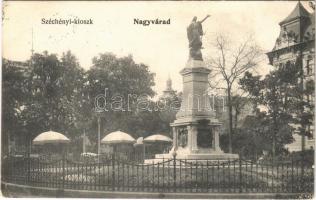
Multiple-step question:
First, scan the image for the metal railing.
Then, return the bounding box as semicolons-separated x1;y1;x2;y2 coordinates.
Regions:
1;154;314;193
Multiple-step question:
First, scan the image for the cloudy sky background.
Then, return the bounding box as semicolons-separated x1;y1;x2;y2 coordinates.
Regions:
3;1;313;97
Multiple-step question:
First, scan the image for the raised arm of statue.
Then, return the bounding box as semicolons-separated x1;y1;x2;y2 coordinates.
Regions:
200;15;211;24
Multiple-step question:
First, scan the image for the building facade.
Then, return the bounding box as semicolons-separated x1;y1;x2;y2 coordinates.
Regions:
267;2;315;152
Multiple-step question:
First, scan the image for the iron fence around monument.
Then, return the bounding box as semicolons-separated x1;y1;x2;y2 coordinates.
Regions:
1;154;313;194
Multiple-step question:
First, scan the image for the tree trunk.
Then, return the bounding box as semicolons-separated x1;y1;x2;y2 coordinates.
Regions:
271;84;277;160
234;107;239;130
272;114;277;160
298;51;305;177
7;133;10;155
28;135;32;157
301;125;306;152
299;52;305;154
227;87;233;153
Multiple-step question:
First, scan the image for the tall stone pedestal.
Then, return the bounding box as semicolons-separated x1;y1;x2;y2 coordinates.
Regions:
149;59;238;162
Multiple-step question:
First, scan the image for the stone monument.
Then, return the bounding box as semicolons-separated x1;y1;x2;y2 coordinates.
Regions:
154;15;238;160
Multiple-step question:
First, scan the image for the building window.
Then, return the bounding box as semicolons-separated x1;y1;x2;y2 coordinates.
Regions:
305;55;314;76
306;59;311;75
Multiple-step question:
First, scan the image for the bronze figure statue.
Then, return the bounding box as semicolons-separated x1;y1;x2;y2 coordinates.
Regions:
187;15;210;61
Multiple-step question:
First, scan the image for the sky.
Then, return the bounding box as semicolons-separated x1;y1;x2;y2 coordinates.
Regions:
3;1;314;97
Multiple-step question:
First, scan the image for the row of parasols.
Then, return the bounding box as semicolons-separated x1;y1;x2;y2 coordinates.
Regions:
33;130;172;146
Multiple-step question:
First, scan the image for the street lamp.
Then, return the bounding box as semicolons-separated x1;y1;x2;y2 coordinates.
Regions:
95;109;103;162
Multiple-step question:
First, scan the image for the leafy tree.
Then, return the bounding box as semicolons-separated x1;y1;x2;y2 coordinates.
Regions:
3;51;178;156
239;59;308;157
220;112;267;159
16;51;85;153
286;56;314;154
85;53;156;141
59;51;86;136
220;109;293;160
2;59;29;155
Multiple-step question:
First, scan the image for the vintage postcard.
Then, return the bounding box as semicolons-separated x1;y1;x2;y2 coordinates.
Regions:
1;1;315;199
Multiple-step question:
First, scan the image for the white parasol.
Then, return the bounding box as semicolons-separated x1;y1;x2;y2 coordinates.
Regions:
101;131;136;144
33;131;70;145
143;134;172;143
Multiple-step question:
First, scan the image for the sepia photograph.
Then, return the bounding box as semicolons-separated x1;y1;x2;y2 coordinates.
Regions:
1;1;315;198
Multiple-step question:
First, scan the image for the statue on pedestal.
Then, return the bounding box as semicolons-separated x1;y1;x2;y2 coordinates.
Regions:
187;15;210;61
144;14;239;163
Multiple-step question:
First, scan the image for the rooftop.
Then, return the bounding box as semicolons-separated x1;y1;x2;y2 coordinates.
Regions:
279;1;311;25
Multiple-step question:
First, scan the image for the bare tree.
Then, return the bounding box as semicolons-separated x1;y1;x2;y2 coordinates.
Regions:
206;34;263;153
